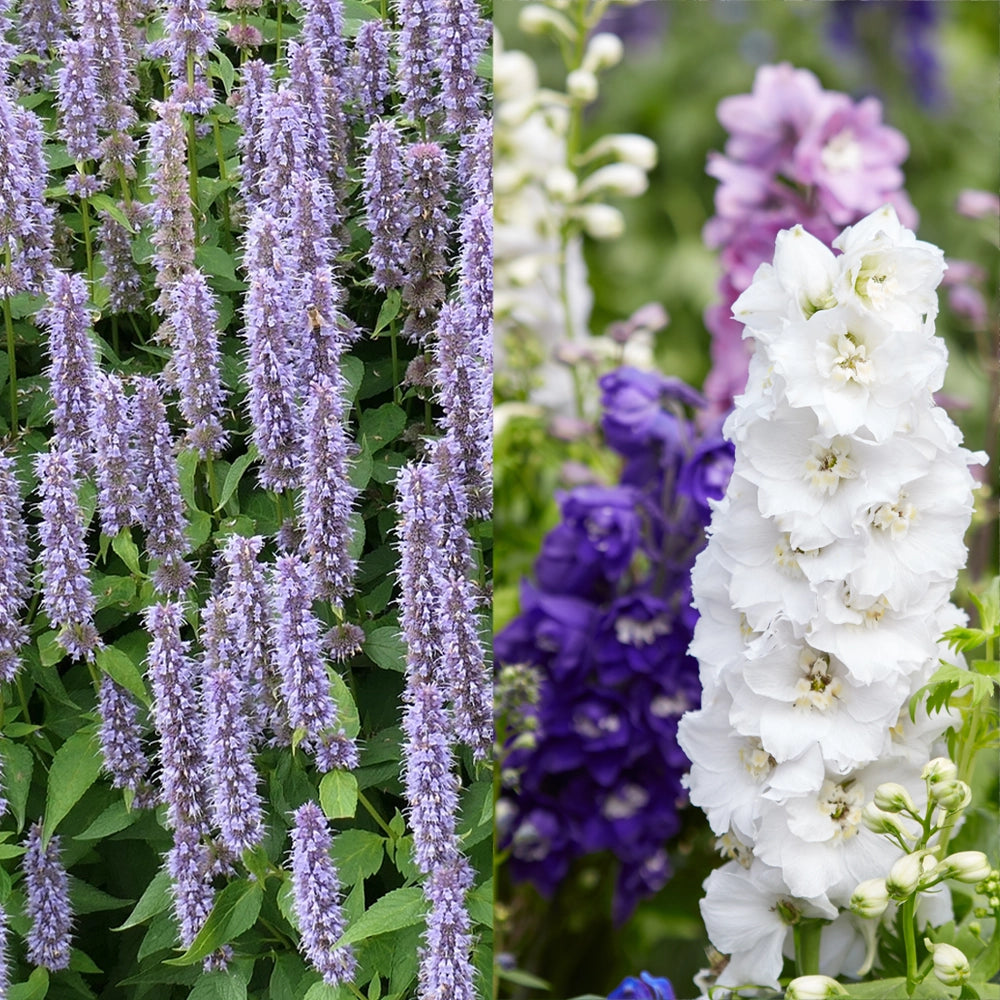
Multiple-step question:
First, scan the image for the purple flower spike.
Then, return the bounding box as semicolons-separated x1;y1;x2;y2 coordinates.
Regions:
39;271;98;457
290;801;356;985
205;662;264;854
458;116;491;213
420;856;476;1000
260;88;313;222
0;452;30;682
288;42;335;184
89;371;140;537
98;201;147;314
352;20;390;123
234;60;274;213
71;0;134;135
395;0;438;122
55;38;100;162
362;121;408;292
133;377;193;594
273;553;358;771
146;602;209;832
301;374;358;608
22;823;72;972
97;675;152;797
300;0;347;78
163;0;218;113
18;0;67;84
434;0;488;132
168;270;228;458
402;142;450;343
0;899;9;997
167;820;214;948
36;445;99;661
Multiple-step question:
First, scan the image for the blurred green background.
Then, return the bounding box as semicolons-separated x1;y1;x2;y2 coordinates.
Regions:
494;2;999;997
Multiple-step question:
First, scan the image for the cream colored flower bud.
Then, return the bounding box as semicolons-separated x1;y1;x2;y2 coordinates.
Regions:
544;167;578;201
938;851;993;884
577;204;625;240
874;782;918;814
886;852;925;900
785;975;848;999
924;939;970;987
579;163;649;199
850;877;890;919
566;69;599;102
583;133;658;171
930;779;972;812
518;4;574;39
582;32;624;73
922;757;958;786
862;803;912;840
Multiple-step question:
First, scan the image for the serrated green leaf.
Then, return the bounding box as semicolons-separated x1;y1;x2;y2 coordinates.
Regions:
195;245;237;282
77;800;141;840
187;508;213;549
88;193;136;232
211;49;236;94
69;948;103;974
349;448;373;491
188;972;248;1000
43;729;104;842
177;448;200;509
96;645;150;706
111;528;143;575
164;880;263;966
465;878;492;928
115;868;173;930
303;982;352;1000
359;403;407;453
7;966;49;1000
373;290;401;336
215;446;258;511
0;742;33;831
37;629;64;666
327;669;360;739
329;829;385;886
342;356;364;403
319;770;358;820
335;886;426;948
69;877;133;914
363;627;406;672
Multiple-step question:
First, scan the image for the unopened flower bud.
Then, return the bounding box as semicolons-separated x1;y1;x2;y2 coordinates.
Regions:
582;32;623;73
543;167;578;201
566;69;598;102
929;779;971;812
922;757;958;786
583;133;658;171
924;939;970;987
518;4;573;39
862;803;912;841
874;782;917;814
886;852;925;900
938;851;992;884
785;975;848;999
577;203;625;240
850;878;890;919
579;163;649;199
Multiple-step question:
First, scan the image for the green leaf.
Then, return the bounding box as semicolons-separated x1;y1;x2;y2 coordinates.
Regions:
347;510;366;562
69;948;103;974
319;770;358;820
77;800;142;840
359;403;407;453
177;448;200;509
88;193;136;232
43;729;104;842
69;877;133;914
335;887;426;948
363;627;406;672
269;953;309;1000
195;245;238;282
96;645;150;706
329;830;385;886
969;575;1000;634
327;669;360;739
373;290;401;336
341;356;365;403
0;741;33;830
303;981;352;1000
910;661;996;720
7;967;49;1000
188;972;248;1000
188;508;214;549
348;448;373;491
37;629;64;666
115;869;173;930
111;528;143;575
211;49;236;94
215;446;258;511
465;878;492;928
164;880;263;966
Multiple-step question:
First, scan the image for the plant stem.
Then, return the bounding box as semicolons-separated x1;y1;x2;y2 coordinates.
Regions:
186;55;201;244
901;894;920;991
79;192;95;287
390;321;401;405
357;790;395;838
205;454;220;513
212;117;234;254
3;286;16;431
794;920;823;978
275;0;283;63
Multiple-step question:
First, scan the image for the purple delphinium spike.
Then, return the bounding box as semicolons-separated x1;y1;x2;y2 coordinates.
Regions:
300;374;358;608
259;88;313;223
133;378;193;594
352;19;390;123
167;270;228;458
167;820;215;949
273;553;358;771
221;534;284;740
89;371;140;536
242;209;304;491
98;201;147;314
289;801;356;985
300;0;347;78
146;602;209;831
395;0;437;122
38;271;98;457
402;142;450;343
36;445;99;661
457;115;491;214
420;855;476;1000
362;121;408;292
55;38;101;163
0;452;29;682
434;0;488;132
234;59;274;213
204;648;264;853
148;99;195;312
22;822;73;972
97;674;154;799
162;0;218;113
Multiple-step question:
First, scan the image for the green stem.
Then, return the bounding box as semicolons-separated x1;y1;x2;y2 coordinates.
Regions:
79;192;95;288
275;0;283;63
794;920;823;978
186;55;201;243
3;279;16;430
901;895;920;990
389;321;401;405
111;314;120;358
205;455;220;514
212;118;235;254
15;674;30;725
357;790;395;838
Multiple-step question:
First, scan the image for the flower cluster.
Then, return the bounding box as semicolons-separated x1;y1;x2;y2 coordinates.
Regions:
679;206;983;989
702;63;917;420
496;366;734;921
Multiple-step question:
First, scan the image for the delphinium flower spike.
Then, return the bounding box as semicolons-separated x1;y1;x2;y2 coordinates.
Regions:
0;452;29;682
362;120;408;292
132;377;193;594
36;444;100;661
351;19;390;123
273;553;359;771
22;823;73;971
394;0;437;122
38;270;98;456
289;801;356;985
434;0;489;132
97;675;154;803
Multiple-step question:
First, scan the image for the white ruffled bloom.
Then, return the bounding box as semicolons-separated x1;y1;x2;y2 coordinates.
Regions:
678;205;984;988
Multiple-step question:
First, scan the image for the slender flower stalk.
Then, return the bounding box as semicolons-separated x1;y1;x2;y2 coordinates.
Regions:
22;823;73;972
161;0;218;113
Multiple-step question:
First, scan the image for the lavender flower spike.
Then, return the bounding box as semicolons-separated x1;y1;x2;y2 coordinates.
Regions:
351;19;390;123
234;60;274;213
55;38;100;162
301;374;358;608
98;675;153;799
39;271;98;456
362;121;408;292
22;822;73;971
0;900;9;998
98;201;147;314
420;856;477;1000
395;0;438;122
36;445;99;661
133;377;193;594
434;0;488;132
300;0;347;78
0;452;30;682
89;371;140;537
167;820;215;949
290;801;356;985
273;553;358;771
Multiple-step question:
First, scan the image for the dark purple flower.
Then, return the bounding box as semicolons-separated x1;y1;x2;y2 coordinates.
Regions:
289;801;356;985
608;972;676;1000
677;434;734;518
22;822;72;971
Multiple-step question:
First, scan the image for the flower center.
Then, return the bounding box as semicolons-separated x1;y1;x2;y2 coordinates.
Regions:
821;129;863;173
650;693;688;717
869;494;917;539
804;440;856;495
793;649;841;711
739;739;776;781
717;831;754;868
841;585;891;627
773;534;804;577
818;779;864;841
574;711;621;739
830;331;874;386
616;614;671;647
603;783;650;820
854;254;899;309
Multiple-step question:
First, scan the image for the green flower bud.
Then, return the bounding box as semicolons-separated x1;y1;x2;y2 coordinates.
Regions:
850;877;890;919
873;782;917;814
921;757;958;786
929;779;972;812
886;852;926;900
862;803;912;840
937;851;993;884
785;975;848;999
924;939;970;987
